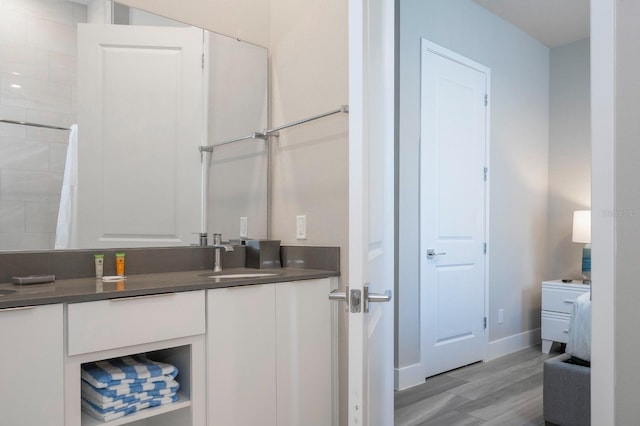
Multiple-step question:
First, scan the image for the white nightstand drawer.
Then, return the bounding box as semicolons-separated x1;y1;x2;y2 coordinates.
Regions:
541;311;571;343
542;286;589;314
68;290;205;356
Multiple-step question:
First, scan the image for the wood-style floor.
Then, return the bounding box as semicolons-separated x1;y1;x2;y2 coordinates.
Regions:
394;344;562;426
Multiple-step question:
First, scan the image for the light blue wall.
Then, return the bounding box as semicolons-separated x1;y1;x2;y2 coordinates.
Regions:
397;0;550;374
547;38;590;281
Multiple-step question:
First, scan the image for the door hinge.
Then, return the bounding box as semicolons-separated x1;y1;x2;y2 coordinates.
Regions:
484;317;487;329
483;166;488;182
484;94;488;106
483;242;487;255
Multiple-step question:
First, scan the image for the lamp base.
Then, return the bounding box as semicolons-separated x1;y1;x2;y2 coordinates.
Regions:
581;244;591;285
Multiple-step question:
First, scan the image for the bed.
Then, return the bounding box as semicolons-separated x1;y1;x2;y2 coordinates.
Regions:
543;292;591;426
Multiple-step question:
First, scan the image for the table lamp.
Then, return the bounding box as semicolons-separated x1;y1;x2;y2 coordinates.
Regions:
572;210;591;284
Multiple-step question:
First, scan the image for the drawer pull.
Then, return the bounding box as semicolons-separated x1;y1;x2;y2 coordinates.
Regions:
563;299;575;304
0;305;36;312
563;329;569;333
109;293;175;302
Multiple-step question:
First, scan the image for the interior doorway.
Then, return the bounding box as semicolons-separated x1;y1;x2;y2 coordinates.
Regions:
419;40;490;378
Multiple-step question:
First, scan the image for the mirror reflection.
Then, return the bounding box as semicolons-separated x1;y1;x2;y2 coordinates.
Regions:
0;0;268;251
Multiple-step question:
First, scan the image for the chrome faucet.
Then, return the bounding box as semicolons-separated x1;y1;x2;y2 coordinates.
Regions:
212;233;234;272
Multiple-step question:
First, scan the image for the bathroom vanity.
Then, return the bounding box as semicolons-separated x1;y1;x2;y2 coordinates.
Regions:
0;247;339;426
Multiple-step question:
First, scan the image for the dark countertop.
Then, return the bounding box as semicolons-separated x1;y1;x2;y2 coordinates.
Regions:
0;267;340;309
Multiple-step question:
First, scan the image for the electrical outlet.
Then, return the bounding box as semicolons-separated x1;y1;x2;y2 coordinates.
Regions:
296;215;307;240
240;217;248;238
498;308;504;325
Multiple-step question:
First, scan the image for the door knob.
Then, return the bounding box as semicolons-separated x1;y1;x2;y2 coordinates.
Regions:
426;249;447;259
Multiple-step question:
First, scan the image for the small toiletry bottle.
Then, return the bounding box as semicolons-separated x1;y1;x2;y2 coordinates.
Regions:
94;254;104;278
115;252;125;276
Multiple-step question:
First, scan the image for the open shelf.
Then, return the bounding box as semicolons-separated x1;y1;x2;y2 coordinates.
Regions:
81;392;190;426
79;345;194;426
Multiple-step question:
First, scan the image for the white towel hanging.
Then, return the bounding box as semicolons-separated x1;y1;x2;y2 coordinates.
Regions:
55;124;78;249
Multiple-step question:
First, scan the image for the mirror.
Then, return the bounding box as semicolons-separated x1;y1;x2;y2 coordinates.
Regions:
0;0;268;251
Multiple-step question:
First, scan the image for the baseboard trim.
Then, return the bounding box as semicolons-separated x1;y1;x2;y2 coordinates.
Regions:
394;362;424;391
486;328;541;361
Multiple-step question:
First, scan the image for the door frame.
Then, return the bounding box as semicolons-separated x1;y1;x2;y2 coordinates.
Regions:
419;39;491;372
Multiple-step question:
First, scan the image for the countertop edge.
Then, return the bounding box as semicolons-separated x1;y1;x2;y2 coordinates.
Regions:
0;268;340;309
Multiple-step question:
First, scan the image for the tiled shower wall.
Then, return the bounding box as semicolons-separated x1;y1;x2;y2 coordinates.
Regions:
0;0;86;250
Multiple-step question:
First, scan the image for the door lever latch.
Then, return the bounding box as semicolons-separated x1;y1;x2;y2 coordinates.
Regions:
427;249;447;260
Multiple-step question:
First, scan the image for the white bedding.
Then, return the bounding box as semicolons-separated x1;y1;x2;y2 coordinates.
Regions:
566;292;591;362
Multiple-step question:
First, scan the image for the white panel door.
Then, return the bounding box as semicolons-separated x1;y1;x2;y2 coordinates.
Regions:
420;40;489;378
347;0;395;423
77;24;203;248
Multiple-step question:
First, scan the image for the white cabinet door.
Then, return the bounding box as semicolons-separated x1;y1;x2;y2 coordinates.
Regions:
276;279;334;426
0;304;63;426
207;285;277;426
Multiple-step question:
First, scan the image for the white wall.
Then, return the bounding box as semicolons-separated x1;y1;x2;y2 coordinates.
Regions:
269;0;349;273
613;1;640;423
547;38;591;281
117;0;270;47
398;0;550;383
206;34;269;241
590;0;615;422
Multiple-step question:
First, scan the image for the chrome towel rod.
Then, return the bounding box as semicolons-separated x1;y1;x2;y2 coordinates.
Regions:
265;104;349;134
0;119;70;131
199;104;348;153
200;132;267;153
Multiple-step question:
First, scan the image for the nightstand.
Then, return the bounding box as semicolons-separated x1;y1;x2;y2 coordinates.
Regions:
541;280;590;353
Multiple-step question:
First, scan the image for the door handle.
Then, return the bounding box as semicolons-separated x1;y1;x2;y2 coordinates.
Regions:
328;288;348;301
330;285;392;313
328;286;352;312
363;284;392;313
427;249;447;260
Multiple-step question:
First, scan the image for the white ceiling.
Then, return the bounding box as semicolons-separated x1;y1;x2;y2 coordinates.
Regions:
472;0;590;48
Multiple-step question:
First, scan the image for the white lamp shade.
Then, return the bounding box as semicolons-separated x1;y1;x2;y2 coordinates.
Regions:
572;210;591;244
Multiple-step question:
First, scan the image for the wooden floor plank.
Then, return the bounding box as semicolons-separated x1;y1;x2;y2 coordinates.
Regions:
394;392;471;426
394;345;560;425
450;356;546;401
415;410;484;426
458;373;543;420
395;373;468;410
482;394;545;426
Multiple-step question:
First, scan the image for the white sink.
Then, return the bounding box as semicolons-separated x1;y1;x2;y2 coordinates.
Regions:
207;273;278;279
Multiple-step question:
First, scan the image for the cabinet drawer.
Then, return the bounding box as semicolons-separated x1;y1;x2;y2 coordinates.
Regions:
68;290;205;356
542;287;588;314
541;312;571;343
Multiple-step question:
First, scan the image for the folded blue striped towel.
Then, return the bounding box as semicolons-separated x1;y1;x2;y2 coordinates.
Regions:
81;394;178;422
82;389;177;410
81;377;179;398
82;380;179;408
81;355;178;389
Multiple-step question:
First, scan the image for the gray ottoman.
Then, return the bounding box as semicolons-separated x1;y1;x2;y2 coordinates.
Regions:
543;353;590;426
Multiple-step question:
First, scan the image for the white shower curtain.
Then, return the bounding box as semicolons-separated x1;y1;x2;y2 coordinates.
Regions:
54;124;78;249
